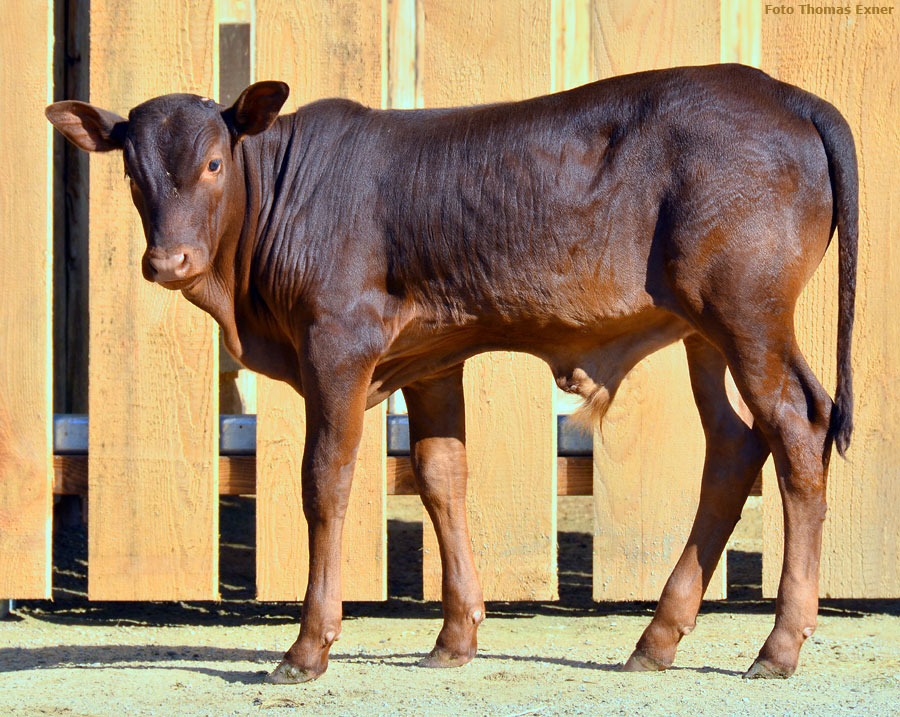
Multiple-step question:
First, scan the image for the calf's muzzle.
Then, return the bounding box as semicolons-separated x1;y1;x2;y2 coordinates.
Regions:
141;245;206;285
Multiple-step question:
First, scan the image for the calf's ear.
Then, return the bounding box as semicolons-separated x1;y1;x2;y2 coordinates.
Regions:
45;101;127;152
227;80;290;139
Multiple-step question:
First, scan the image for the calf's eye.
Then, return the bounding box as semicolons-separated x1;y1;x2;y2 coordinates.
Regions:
208;158;222;173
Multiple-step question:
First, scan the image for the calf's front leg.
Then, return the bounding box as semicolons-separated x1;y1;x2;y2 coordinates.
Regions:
267;338;373;684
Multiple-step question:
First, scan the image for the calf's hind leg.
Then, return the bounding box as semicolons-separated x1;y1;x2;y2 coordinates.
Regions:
625;334;770;672
724;336;834;678
402;366;485;667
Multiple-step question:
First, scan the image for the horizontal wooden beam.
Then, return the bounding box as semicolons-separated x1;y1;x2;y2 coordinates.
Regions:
53;454;761;497
54;455;592;497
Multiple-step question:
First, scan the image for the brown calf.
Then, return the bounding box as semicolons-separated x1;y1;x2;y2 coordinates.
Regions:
46;63;858;682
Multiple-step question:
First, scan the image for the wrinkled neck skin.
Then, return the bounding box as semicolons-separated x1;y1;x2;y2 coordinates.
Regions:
178;108;402;396
180;113;315;392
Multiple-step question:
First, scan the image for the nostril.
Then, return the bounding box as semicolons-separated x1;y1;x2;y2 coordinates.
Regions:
146;250;192;282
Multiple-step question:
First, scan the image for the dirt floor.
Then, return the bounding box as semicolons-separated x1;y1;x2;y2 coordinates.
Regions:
2;496;899;716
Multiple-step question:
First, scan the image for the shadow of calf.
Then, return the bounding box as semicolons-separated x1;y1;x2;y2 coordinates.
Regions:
0;644;741;682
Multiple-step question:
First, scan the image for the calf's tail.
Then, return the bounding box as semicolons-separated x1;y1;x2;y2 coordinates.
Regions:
797;92;859;457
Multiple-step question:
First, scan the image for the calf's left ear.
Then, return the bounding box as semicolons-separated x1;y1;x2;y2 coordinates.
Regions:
45;101;127;152
226;80;290;139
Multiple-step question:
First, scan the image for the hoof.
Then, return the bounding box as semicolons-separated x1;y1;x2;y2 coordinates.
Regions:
743;658;793;680
622;650;668;672
418;648;474;669
265;660;321;684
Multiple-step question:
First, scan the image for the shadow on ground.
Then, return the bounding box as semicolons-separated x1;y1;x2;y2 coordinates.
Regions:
7;495;898;628
0;641;747;682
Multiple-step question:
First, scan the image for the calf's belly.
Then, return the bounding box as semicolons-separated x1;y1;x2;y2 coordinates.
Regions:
366;308;692;410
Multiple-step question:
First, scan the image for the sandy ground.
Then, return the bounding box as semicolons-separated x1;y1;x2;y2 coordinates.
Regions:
2;496;899;716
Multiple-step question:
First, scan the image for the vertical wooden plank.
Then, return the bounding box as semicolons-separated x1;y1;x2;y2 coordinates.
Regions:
87;0;219;600
589;0;725;601
553;0;591;92
720;0;761;66
421;0;557;601
761;9;900;598
387;0;421;109
255;0;387;602
219;0;252;24
0;0;53;599
256;382;386;601
551;0;590;419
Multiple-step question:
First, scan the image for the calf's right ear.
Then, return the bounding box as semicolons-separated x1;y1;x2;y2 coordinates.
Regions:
227;80;290;139
45;101;127;152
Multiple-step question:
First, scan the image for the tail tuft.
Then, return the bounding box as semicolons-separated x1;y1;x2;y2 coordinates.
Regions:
567;386;612;436
831;372;853;457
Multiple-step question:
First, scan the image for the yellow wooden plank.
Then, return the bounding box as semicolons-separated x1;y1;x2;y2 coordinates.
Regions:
256;0;382;107
552;0;591;92
386;0;420;109
0;0;53;599
593;350;726;599
720;0;761;66
219;0;253;24
590;0;718;75
256;384;386;601
255;0;386;602
420;0;557;601
255;380;305;600
761;9;900;599
588;0;725;601
86;0;219;600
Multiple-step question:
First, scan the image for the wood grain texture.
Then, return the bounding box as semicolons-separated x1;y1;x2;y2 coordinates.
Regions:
86;0;219;600
587;0;725;601
255;0;386;601
256;0;383;110
593;351;726;600
420;0;558;601
590;0;719;76
761;10;900;598
455;356;556;600
0;0;53;599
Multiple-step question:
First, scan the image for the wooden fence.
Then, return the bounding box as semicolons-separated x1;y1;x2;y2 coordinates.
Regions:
0;0;897;603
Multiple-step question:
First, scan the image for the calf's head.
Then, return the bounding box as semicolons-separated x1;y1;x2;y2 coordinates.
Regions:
46;81;289;289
